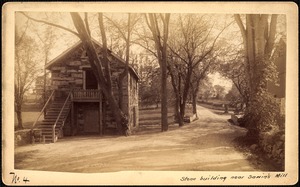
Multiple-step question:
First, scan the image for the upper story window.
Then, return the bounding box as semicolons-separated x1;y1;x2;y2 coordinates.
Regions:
83;69;98;90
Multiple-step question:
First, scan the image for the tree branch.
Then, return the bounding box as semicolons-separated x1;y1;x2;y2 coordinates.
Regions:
234;14;246;42
84;12;91;36
104;15;127;41
20;12;80;37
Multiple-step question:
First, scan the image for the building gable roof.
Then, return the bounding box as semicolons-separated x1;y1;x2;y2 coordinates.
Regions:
45;39;139;80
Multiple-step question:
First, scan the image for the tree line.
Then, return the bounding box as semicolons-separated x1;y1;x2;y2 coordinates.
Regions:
16;12;285;143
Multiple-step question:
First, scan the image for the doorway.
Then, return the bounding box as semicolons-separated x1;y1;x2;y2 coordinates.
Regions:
83;102;100;134
84;69;98;89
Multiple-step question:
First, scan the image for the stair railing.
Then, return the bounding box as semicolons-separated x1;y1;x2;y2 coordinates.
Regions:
52;92;71;143
31;90;55;130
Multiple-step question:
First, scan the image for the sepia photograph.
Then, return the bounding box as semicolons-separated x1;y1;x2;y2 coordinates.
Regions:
2;2;298;185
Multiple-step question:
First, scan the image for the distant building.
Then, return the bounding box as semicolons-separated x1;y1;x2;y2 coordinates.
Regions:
267;37;286;115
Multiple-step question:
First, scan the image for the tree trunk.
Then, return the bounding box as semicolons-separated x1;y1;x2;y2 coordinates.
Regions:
16;106;23;130
146;13;170;132
70;12;129;135
43;55;48;116
161;58;168;132
174;98;184;126
118;77;125;111
180;66;192;119
234;14;278;139
192;91;197;117
168;64;184;127
190;77;201;118
118;13;131;112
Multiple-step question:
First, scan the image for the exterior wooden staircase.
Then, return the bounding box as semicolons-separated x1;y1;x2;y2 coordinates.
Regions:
40;99;71;143
32;91;71;143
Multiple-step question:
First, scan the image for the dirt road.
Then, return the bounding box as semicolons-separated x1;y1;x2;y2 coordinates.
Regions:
15;106;259;172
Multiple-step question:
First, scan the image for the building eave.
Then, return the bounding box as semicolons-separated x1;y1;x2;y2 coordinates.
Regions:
45;40;82;70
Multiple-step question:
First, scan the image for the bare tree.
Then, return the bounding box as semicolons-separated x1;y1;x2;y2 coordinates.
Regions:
144;13;171;132
168;14;230;122
219;50;250;108
189;59;213;117
15;28;42;129
34;26;56;114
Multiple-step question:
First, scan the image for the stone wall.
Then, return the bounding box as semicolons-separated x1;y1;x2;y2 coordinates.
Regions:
15;130;31;146
260;130;285;170
50;59;88;94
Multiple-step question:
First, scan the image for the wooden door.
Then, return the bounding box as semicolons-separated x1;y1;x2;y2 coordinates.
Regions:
83;103;99;133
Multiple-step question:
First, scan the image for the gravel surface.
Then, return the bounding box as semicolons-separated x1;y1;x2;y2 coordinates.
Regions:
15;105;259;173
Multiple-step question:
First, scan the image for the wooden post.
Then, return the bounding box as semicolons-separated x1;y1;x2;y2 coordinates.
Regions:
103;98;106;135
99;92;103;136
224;104;229;114
71;102;74;136
52;126;55;143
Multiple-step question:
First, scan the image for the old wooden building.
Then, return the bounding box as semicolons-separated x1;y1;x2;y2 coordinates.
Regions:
34;40;139;143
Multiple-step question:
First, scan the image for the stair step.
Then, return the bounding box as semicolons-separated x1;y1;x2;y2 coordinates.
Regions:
40;129;60;131
46;111;69;115
40;122;62;124
42;132;59;135
39;126;62;129
40;123;62;127
39;123;62;126
44;116;68;119
43;118;65;121
46;111;69;114
39;125;61;128
46;114;69;117
48;109;69;112
44;117;67;119
34;98;71;144
40;126;62;129
47;108;70;111
46;110;69;113
42;119;63;122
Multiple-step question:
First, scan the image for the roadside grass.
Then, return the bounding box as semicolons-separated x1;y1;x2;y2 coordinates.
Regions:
139;108;175;121
138;106;177;134
14;103;43;129
14;112;43;129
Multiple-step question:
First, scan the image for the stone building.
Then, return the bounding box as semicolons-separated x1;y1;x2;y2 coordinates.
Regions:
34;39;139;142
